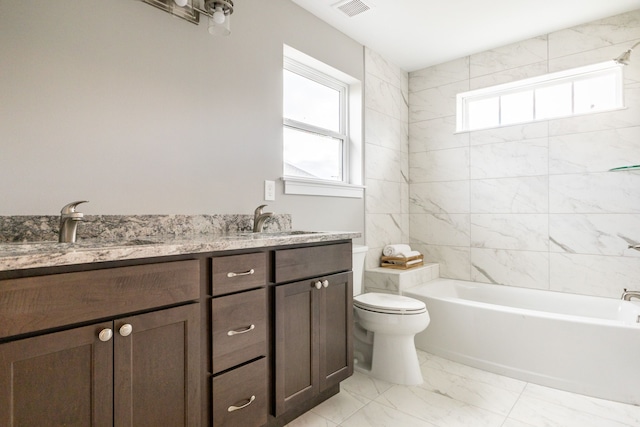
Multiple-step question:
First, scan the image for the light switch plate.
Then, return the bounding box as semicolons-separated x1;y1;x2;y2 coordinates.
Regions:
264;180;275;201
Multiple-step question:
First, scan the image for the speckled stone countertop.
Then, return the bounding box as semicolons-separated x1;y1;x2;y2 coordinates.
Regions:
0;231;361;272
0;213;360;272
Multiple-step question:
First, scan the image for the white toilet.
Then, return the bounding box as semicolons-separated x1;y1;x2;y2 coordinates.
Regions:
352;245;430;385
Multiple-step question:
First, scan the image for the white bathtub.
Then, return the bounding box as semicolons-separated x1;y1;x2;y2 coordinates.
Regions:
404;278;640;405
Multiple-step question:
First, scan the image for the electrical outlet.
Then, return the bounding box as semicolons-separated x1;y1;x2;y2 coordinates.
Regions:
264;180;275;201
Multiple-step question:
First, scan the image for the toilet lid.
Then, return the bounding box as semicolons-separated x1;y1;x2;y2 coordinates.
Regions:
354;293;427;314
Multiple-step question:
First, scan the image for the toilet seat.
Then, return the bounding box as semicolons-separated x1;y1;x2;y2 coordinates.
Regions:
354;293;427;315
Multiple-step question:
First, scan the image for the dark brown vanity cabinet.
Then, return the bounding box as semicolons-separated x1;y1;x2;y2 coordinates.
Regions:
0;260;201;427
0;238;356;427
211;253;269;427
273;243;353;417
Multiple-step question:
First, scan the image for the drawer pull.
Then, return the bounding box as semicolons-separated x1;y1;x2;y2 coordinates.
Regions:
227;268;255;278
227;324;255;336
228;395;255;412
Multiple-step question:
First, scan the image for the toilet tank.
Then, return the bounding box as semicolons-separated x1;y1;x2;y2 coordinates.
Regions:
352;245;368;296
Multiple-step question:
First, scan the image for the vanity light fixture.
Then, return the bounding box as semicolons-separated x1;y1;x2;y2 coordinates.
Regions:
613;40;640;65
142;0;234;36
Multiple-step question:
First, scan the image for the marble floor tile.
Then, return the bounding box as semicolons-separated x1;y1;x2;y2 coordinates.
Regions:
521;384;640;426
340;401;438;427
416;349;430;365
508;394;633;427
420;352;527;394
309;388;370;425
340;371;394;401
418;365;521;416
285;411;338;427
501;419;537;427
285;351;640;427
374;384;506;427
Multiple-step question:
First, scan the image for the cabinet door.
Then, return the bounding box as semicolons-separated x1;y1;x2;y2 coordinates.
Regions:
319;272;353;390
0;322;114;427
274;279;319;416
114;304;200;427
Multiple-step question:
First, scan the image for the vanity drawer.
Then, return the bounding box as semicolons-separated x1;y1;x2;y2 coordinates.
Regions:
275;242;352;283
0;260;200;339
212;357;267;427
211;288;267;373
211;253;268;296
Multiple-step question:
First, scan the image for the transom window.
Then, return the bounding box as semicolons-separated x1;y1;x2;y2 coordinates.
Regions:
283;58;348;182
457;61;624;132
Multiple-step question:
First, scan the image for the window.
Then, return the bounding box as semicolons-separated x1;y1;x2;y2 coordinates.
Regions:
282;45;363;198
457;61;624;132
283;59;346;181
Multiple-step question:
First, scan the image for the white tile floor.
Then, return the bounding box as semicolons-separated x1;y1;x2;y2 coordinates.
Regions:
285;351;640;427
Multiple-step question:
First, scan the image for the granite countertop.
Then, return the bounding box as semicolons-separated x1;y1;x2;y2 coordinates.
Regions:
0;231;361;272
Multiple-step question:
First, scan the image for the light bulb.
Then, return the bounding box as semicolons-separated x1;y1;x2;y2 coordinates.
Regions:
213;6;225;24
174;0;188;6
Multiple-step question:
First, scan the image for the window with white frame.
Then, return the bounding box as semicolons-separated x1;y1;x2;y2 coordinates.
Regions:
282;46;363;198
283;58;347;182
457;61;625;132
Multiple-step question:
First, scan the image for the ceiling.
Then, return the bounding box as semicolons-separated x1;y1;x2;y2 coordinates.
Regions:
290;0;640;72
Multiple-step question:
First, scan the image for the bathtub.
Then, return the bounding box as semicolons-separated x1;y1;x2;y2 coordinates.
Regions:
404;278;640;405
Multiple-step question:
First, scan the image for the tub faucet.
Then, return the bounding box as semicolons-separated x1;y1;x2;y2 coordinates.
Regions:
253;204;273;232
621;288;640;301
59;200;88;243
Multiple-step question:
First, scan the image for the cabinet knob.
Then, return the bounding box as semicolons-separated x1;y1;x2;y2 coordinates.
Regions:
314;281;322;290
119;324;133;337
322;279;329;288
227;395;256;412
98;328;113;342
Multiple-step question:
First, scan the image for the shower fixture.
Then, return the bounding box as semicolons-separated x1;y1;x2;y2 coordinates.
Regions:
613;40;640;65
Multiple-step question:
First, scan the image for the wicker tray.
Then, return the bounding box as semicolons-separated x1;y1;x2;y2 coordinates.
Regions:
380;254;424;270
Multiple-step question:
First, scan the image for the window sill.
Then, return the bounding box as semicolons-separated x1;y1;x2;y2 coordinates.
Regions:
282;177;364;198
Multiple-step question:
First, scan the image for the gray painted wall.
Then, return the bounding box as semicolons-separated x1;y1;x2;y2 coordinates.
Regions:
0;0;365;235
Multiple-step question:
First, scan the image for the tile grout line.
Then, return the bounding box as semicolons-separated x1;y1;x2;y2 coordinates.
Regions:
500;381;531;427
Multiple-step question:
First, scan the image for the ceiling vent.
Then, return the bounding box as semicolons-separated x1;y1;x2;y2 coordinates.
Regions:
333;0;372;18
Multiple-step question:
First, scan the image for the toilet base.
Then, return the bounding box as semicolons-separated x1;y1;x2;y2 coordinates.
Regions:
355;332;423;385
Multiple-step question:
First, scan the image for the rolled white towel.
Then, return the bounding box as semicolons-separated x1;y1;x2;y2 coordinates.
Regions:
383;244;412;257
399;250;422;258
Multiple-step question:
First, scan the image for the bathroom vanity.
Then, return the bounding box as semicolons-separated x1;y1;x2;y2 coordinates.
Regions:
0;231;358;427
273;243;353;417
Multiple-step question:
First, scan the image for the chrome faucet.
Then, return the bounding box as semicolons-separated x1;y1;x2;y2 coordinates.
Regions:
621;288;640;301
59;201;88;243
253;204;273;232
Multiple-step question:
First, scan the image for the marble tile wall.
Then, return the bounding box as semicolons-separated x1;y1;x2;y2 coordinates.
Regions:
408;9;640;298
365;263;440;295
364;48;410;269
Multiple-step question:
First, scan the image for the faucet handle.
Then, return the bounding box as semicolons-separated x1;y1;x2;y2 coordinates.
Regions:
61;200;88;214
254;204;267;215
